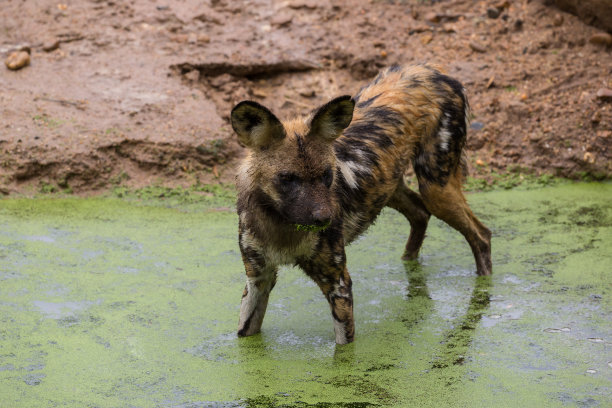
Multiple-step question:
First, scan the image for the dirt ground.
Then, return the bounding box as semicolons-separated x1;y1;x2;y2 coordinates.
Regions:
1;0;611;195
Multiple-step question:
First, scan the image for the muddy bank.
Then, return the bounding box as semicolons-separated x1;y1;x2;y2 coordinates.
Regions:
1;0;611;195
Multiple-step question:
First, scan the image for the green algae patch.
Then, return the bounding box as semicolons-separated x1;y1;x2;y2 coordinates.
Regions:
1;183;611;407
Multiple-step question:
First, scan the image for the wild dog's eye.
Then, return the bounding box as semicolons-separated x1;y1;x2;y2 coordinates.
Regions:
278;172;299;186
321;167;333;188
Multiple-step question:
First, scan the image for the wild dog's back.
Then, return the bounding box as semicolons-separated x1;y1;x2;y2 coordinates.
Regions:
334;64;471;242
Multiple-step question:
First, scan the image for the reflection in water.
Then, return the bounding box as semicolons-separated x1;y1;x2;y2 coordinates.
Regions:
402;261;433;329
432;275;492;369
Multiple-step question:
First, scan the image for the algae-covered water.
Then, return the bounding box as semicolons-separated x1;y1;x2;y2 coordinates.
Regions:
1;183;611;407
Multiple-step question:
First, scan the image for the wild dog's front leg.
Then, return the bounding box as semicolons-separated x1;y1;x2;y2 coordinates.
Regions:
299;247;354;345
237;233;277;337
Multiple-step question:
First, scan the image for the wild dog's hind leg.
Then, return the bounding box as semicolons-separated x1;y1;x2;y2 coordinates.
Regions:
418;171;492;276
387;178;431;261
299;244;354;345
237;238;277;337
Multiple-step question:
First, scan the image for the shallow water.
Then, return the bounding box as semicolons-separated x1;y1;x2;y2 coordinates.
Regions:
0;183;610;407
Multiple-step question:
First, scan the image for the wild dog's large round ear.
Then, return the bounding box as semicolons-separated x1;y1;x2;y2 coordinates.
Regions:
230;101;286;149
308;95;355;141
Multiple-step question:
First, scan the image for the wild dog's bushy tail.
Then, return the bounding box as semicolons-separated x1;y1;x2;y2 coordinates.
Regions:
412;68;471;187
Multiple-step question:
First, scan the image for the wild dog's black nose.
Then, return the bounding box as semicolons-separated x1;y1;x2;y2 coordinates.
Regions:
310;208;332;226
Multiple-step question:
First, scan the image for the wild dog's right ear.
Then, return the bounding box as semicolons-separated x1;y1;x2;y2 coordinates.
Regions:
230;101;285;149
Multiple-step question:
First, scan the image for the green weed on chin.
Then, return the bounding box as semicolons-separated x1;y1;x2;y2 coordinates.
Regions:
294;221;331;232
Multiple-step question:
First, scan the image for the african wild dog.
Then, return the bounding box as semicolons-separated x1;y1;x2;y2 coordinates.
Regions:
230;64;492;344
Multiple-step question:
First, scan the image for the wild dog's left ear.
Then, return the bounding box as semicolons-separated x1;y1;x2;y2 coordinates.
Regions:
309;95;355;141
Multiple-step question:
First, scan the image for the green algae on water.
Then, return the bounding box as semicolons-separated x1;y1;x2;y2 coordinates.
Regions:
0;182;610;407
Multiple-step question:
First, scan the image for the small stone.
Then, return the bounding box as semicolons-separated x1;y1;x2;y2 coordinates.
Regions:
5;51;30;70
424;12;440;23
469;41;487;53
596;88;612;100
494;0;510;9
591;111;602;123
586;369;597;374
299;89;315;98
583;152;595;164
380;50;388;58
553;14;564;27
514;19;524;31
470;122;485;131
252;88;268;98
420;34;433;45
184;69;200;82
589;32;612;47
42;39;60;52
197;34;210;43
487;8;500;19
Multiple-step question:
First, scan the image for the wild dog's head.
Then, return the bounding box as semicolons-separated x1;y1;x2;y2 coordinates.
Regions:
231;96;355;230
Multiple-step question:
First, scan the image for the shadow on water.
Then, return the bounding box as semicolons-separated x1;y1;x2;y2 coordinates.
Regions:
431;275;492;370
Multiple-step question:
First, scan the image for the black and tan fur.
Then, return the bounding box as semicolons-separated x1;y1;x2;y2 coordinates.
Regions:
231;64;492;345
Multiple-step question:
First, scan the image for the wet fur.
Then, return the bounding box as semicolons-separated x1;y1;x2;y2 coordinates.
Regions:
232;64;492;344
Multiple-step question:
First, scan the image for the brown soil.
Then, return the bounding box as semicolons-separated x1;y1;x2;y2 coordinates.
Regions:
1;0;611;195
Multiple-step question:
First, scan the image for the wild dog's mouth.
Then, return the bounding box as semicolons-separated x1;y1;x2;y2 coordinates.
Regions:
293;220;331;232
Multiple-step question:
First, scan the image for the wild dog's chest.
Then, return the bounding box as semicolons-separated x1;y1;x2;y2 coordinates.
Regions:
239;223;319;267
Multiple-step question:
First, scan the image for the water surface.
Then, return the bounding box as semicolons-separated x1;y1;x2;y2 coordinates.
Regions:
0;183;610;407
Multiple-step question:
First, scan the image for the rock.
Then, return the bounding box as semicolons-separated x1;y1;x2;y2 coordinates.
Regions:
380;50;388;58
209;73;233;88
589;32;612;46
288;0;317;9
271;12;293;27
596;88;612;100
553;14;564;26
197;34;210;43
42;39;60;52
469;41;487;53
552;0;612;32
5;51;30;70
487;8;500;19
